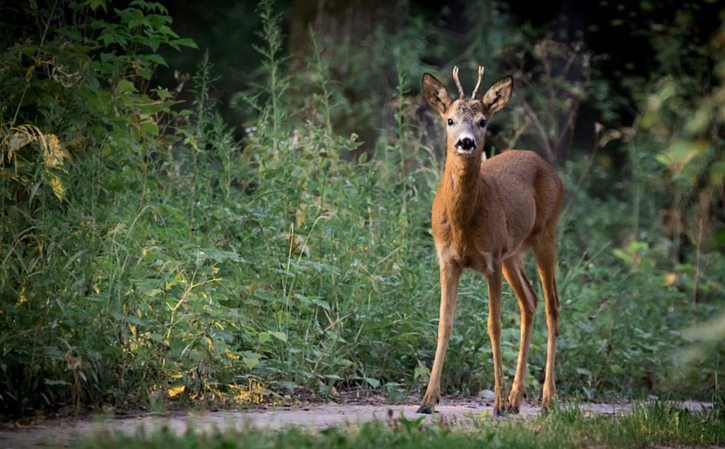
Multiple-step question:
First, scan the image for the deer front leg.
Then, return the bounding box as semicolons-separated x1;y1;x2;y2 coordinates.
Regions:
417;262;461;414
486;265;508;416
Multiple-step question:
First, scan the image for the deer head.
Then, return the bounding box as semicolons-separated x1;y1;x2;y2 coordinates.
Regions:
422;66;513;160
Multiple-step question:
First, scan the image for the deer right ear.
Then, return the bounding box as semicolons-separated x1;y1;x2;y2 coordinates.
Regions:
482;75;513;115
422;73;452;115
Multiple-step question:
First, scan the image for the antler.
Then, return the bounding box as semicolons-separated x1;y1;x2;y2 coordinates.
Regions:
452;66;465;98
471;65;485;99
452;65;485;99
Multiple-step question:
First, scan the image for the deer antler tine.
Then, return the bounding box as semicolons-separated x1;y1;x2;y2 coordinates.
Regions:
471;65;485;99
452;65;465;99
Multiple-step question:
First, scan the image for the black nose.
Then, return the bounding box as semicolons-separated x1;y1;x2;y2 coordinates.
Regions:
457;137;475;150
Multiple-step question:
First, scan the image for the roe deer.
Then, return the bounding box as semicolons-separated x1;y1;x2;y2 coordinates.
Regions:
417;66;563;416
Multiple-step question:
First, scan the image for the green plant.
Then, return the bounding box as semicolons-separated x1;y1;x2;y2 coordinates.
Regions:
0;0;196;415
69;403;725;449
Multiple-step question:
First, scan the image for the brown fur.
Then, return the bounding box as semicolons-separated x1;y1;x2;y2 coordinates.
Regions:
418;69;563;416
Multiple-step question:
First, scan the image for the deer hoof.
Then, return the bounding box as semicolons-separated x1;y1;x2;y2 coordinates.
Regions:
494;407;508;417
541;397;556;415
507;405;520;415
417;405;433;414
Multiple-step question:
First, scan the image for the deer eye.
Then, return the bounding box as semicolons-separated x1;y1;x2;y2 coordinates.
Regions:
478;118;487;128
447;118;454;126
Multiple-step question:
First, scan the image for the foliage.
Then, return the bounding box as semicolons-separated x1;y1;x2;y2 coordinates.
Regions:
0;0;723;418
0;0;198;413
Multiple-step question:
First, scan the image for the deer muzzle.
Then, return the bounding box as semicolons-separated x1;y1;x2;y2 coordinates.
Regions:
455;134;476;154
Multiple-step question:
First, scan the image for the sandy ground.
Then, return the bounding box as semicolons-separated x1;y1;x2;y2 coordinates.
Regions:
0;399;712;449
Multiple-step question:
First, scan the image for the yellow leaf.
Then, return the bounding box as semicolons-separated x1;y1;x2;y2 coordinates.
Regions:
50;175;65;200
168;385;185;398
8;132;32;153
43;134;70;168
224;348;240;360
663;272;678;286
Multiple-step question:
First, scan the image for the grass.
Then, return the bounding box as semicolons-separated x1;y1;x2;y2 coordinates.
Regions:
69;403;725;449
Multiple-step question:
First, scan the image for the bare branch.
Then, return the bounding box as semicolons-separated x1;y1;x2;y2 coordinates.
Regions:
521;99;555;162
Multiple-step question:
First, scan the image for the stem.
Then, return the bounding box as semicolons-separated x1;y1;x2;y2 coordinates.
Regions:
629;142;642;239
11;0;58;127
395;62;408;218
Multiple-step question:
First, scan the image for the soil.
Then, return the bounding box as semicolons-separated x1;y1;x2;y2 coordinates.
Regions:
0;399;712;449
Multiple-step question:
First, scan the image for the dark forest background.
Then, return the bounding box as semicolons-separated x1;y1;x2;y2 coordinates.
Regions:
0;0;723;417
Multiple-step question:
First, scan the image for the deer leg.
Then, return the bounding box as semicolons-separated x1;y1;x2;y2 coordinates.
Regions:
486;264;508;416
418;262;461;414
502;256;538;414
533;234;560;410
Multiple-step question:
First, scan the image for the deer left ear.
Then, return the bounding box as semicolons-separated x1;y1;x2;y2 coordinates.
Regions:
422;73;453;115
481;75;513;115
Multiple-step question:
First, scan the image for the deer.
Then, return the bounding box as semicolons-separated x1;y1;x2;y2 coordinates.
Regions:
417;65;563;416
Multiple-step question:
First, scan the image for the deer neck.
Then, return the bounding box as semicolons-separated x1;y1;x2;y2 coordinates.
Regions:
442;153;484;230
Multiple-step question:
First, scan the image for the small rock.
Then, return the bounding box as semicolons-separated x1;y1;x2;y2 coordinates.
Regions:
478;390;495;401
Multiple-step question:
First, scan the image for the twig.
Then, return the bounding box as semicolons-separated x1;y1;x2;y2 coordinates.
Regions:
11;0;58;127
521;99;555;162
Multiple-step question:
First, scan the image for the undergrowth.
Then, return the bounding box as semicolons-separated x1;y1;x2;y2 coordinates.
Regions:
0;0;722;417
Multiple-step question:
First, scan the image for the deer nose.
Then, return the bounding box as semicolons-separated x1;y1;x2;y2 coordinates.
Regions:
457;137;476;151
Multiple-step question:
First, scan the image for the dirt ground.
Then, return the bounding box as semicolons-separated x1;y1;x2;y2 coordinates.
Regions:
0;399;712;449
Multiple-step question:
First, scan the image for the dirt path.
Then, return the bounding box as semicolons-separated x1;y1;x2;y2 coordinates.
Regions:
0;400;711;449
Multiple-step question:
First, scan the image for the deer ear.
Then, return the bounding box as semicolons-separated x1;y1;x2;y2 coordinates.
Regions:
422;73;452;115
481;75;513;115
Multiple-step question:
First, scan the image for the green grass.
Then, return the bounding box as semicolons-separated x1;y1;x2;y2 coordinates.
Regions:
71;403;725;449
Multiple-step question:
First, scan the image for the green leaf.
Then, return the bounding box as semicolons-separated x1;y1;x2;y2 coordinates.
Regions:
155;88;171;100
414;366;430;382
269;331;287;342
138;66;153;80
83;0;108;12
170;38;198;49
311;298;331;312
243;356;260;370
202;248;241;263
710;161;725;187
117;79;136;94
258;332;271;344
157;25;178;37
365;377;381;388
44;379;71;386
142;122;159;135
145;54;167;66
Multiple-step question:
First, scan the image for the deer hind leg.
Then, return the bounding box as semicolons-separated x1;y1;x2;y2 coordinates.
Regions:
502;255;538;414
417;262;462;414
532;231;560;410
486;263;508;416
